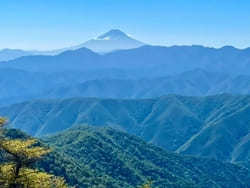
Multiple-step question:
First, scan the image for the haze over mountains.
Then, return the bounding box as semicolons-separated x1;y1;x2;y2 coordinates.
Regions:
2;29;250;187
1;44;250;75
1;31;250;107
0;49;34;62
2;68;250;107
1;29;250;77
0;29;145;61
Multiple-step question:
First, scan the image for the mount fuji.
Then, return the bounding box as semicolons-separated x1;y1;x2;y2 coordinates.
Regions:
71;29;145;53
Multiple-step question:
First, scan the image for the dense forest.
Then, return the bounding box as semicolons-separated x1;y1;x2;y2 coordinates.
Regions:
2;94;250;166
1;119;250;187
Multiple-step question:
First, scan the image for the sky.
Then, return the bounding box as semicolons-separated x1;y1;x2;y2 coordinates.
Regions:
1;0;250;50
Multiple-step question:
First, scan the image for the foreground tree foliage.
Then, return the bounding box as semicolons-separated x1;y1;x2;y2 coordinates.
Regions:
139;182;152;188
0;117;68;188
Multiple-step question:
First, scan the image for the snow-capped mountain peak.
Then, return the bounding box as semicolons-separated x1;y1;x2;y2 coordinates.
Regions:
78;29;145;52
97;29;129;40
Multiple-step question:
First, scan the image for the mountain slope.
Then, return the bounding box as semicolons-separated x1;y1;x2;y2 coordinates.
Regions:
3;127;250;187
0;49;34;61
2;95;250;164
42;126;250;188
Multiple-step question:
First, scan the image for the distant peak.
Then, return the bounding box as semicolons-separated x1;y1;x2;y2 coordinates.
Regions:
97;29;129;40
80;29;145;52
220;45;237;51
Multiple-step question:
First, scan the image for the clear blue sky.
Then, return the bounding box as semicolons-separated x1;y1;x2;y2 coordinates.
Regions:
1;0;250;50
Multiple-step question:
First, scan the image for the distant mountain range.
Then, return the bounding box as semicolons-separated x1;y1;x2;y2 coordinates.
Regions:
0;49;34;62
1;45;250;76
1;38;250;105
1;44;250;107
2;94;250;166
0;29;145;61
45;69;238;99
2;68;250;106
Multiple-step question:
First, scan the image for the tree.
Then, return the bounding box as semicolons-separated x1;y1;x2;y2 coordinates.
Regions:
0;117;68;188
139;181;152;188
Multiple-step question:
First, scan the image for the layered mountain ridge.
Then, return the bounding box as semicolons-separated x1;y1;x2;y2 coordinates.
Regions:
2;94;250;166
2;68;250;107
1;45;250;75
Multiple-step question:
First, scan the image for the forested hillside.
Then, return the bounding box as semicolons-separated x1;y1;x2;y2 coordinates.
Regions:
32;127;250;187
2;94;250;165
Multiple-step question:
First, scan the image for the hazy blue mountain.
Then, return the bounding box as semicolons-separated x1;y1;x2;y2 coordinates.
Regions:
0;48;66;62
52;29;145;53
46;69;230;99
210;75;250;94
0;49;34;61
0;48;102;72
101;45;250;75
0;68;89;106
76;29;145;53
2;95;250;165
0;67;147;106
4;68;250;107
1;45;250;76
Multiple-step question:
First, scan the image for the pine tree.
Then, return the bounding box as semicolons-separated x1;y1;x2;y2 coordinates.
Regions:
139;181;152;188
0;117;68;188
